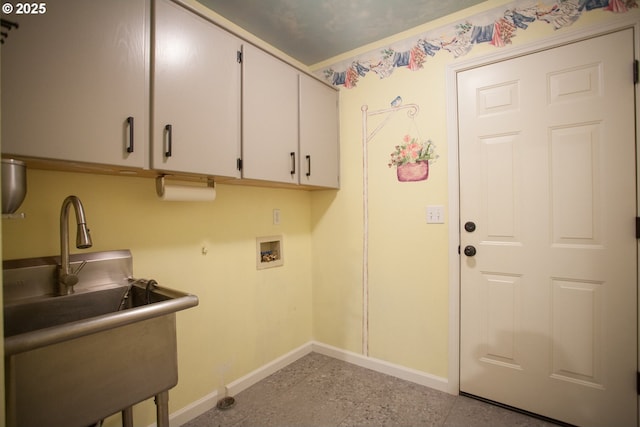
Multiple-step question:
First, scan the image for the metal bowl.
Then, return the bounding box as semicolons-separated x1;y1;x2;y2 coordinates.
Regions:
2;159;26;214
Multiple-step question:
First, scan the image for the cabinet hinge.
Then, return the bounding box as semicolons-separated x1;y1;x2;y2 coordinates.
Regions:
637;371;640;395
237;158;243;171
634;60;639;85
636;217;640;239
237;51;243;64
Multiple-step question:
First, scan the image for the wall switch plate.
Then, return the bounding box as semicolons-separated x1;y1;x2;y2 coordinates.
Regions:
426;205;445;224
273;209;280;225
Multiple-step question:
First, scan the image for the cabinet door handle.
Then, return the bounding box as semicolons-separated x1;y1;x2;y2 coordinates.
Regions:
305;155;311;177
165;124;173;158
126;116;134;153
290;152;296;176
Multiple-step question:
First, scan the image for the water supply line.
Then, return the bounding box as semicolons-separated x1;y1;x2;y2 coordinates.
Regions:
145;279;158;304
119;278;159;310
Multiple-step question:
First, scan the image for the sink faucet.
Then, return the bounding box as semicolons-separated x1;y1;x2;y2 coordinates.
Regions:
58;195;92;295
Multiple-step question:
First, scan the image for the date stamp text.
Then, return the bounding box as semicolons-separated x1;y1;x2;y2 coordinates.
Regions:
2;3;47;14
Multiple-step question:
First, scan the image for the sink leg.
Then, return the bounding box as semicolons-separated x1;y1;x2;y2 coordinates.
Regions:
155;390;170;427
122;406;134;427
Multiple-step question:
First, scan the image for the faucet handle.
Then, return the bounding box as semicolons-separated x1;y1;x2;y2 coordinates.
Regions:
60;273;80;288
58;260;86;294
71;260;88;276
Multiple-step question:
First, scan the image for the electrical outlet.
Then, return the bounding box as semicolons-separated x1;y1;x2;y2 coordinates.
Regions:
273;209;281;225
426;205;445;224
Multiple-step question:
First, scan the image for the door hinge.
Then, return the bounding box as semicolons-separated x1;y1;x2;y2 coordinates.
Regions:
237;158;243;171
637;371;640;395
237;51;243;63
634;60;639;84
636;217;640;239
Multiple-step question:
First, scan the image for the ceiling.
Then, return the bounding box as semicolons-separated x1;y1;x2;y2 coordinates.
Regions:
196;0;484;66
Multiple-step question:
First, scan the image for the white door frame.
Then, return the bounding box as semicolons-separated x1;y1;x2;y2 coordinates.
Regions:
446;16;640;402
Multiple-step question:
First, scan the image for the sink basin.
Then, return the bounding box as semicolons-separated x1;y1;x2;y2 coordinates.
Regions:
4;285;128;338
3;250;199;427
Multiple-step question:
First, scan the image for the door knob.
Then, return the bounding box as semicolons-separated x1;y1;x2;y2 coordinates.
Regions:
463;245;477;257
464;221;476;232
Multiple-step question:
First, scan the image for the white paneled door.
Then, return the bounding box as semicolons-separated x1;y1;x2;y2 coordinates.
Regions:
458;29;637;427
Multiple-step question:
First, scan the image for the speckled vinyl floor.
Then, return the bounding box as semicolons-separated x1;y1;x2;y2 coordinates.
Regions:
183;352;562;427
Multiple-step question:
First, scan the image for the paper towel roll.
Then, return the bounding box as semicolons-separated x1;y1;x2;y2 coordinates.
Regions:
160;184;216;202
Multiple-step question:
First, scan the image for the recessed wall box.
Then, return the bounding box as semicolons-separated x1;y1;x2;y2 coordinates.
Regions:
256;235;283;269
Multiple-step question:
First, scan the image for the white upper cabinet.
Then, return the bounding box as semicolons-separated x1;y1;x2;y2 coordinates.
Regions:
1;0;148;168
299;75;339;188
1;0;338;188
152;0;241;178
241;44;299;184
241;45;340;188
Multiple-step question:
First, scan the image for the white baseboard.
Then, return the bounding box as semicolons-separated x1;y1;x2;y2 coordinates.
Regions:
225;342;314;396
310;341;450;393
167;342;313;427
168;340;450;426
167;388;220;427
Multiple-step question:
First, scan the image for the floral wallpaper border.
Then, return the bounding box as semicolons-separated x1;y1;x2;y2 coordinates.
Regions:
319;0;637;88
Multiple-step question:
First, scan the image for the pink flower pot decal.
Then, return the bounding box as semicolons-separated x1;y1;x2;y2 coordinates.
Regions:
396;160;429;182
388;135;438;182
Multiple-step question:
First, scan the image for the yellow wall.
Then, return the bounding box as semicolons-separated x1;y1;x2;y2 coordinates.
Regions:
310;1;639;378
311;53;453;376
2;170;313;425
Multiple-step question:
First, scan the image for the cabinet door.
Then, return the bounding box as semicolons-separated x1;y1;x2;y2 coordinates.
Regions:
1;0;148;168
241;44;299;184
153;0;241;178
299;75;339;188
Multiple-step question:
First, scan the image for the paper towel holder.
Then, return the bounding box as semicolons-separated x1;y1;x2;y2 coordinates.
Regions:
155;175;215;198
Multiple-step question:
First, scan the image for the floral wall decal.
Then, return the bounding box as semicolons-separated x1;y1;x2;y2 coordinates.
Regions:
320;0;638;88
388;135;438;182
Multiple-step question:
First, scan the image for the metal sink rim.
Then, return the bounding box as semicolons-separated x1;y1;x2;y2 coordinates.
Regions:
3;249;199;356
4;288;198;356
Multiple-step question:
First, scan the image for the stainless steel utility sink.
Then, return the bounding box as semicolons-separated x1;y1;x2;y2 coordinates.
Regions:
3;250;199;427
